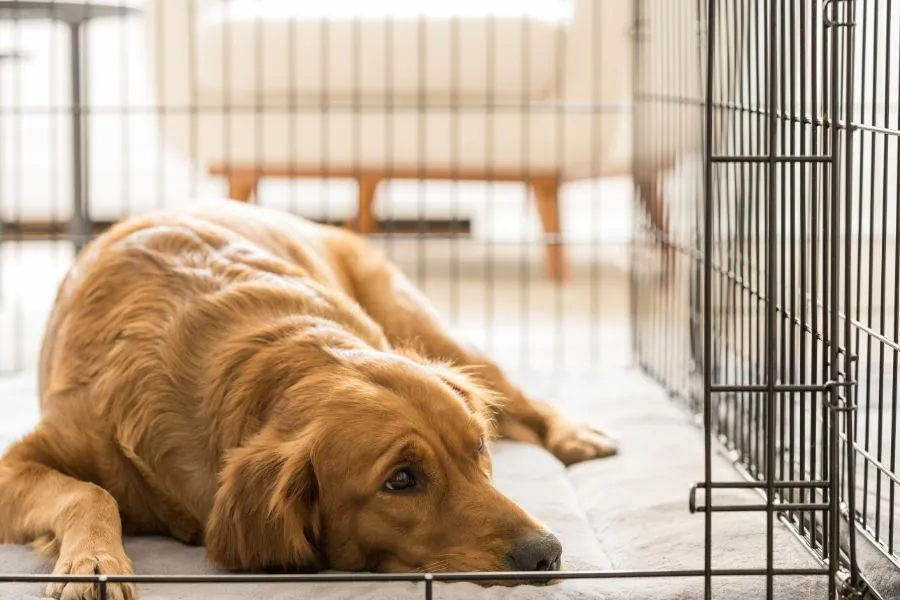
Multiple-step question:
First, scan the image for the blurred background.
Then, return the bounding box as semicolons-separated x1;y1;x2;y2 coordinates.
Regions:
0;0;638;376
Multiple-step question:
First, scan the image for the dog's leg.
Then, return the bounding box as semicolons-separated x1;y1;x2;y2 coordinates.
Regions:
340;239;617;465
0;430;136;600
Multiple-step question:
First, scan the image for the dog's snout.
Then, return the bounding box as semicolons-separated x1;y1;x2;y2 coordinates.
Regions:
508;532;563;572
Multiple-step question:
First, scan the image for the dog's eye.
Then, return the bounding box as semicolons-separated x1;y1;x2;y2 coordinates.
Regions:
478;437;485;453
383;468;417;492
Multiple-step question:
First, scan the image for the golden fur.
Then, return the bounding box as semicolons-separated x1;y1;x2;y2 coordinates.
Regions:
0;199;616;600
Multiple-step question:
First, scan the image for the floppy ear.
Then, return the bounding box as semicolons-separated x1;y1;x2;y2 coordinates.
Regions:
204;430;321;572
428;362;505;437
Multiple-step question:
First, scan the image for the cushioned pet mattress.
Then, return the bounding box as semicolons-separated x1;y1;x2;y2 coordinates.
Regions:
0;368;873;599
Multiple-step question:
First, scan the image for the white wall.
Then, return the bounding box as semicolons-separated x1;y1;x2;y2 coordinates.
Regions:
0;1;633;245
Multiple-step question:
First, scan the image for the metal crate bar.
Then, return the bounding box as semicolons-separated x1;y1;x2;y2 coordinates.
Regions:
710;155;832;163
0;567;833;585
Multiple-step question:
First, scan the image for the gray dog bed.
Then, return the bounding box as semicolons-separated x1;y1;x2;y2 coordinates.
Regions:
0;368;836;599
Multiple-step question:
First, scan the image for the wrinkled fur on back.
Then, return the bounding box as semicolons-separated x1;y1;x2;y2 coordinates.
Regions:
0;199;617;600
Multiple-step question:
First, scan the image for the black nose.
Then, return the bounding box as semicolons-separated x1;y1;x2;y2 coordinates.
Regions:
508;532;563;572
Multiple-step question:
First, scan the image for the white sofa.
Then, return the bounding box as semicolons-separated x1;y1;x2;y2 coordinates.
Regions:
145;0;635;282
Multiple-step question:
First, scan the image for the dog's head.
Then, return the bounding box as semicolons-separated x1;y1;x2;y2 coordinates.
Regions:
203;345;562;582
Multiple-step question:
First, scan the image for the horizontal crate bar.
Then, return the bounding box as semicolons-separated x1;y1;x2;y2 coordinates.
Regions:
695;503;832;513
851;120;900;138
700;481;830;490
710;155;832;163
710;384;828;393
0;567;831;585
0;103;633;116
851;446;900;487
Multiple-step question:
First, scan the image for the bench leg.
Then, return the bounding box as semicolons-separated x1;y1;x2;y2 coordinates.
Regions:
227;171;259;203
345;175;381;234
531;178;570;284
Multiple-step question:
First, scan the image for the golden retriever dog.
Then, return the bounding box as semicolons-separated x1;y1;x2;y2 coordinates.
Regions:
0;199;616;600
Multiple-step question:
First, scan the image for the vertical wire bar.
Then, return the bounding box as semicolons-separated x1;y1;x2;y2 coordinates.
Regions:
119;0;129;226
384;15;394;263
787;0;798;517
737;0;749;463
188;0;198;201
11;3;23;371
764;0;778;596
889;0;900;555
83;7;92;245
690;0;699;399
318;12;329;244
749;0;761;473
676;2;684;394
662;0;673;387
672;0;680;394
221;1;231;204
254;0;262;214
629;0;640;365
798;0;810;545
450;13;460;329
650;0;660;384
12;1;24;370
820;0;840;558
49;0;60;331
287;4;297;216
355;15;364;253
826;0;842;593
693;0;703;403
712;0;726;429
0;12;7;372
589;0;599;370
154;0;164;215
485;13;495;361
416;14;425;288
674;0;683;390
695;0;707;409
703;0;717;597
424;574;433;600
841;0;859;584
872;0;886;547
858;0;876;537
519;9;530;371
553;9;566;372
661;0;671;388
720;0;736;445
69;23;84;251
778;0;787;495
751;0;762;476
649;0;661;385
730;0;746;447
656;0;667;385
99;576;107;600
873;3;889;547
809;0;821;552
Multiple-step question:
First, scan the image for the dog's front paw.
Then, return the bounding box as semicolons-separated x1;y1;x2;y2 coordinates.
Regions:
45;550;136;600
547;423;618;466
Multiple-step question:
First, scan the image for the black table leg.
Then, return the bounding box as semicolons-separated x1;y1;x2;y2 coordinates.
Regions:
68;21;90;254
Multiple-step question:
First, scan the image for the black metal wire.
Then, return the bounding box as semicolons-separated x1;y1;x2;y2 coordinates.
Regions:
702;4;716;598
0;567;833;586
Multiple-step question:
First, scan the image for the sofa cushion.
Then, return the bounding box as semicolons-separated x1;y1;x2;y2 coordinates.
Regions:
195;0;572;103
